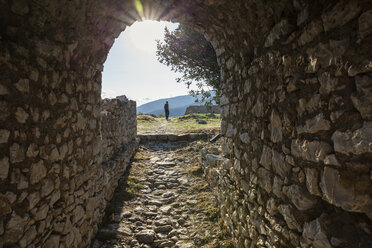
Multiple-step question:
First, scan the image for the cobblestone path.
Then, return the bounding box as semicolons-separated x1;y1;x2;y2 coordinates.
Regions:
92;141;232;248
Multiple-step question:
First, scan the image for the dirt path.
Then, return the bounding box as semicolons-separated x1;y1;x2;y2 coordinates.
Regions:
92;141;232;248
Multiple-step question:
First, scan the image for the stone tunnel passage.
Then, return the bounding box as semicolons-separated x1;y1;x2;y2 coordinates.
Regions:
1;0;372;248
92;139;232;248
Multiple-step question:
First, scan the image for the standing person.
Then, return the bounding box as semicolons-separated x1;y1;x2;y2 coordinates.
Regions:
164;101;170;121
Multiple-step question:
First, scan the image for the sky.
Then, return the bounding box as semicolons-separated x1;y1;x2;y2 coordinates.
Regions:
101;20;192;106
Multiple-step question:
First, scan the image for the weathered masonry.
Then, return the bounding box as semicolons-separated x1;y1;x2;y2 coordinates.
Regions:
1;0;371;247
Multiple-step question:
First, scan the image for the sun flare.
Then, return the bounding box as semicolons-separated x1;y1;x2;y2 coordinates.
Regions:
128;20;176;53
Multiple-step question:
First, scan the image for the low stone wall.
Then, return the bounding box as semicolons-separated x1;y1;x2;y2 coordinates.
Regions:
0;96;138;247
101;96;137;162
185;105;221;115
138;133;208;143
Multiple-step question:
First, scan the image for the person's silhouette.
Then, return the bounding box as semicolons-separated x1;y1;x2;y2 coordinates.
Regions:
164;101;169;121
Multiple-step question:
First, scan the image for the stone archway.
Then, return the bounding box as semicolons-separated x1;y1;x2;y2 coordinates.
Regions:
1;0;371;247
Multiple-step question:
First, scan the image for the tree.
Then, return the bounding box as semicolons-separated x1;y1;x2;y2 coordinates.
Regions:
156;24;220;106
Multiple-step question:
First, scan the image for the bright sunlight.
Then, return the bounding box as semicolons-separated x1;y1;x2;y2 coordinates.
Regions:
102;21;191;105
128;20;174;53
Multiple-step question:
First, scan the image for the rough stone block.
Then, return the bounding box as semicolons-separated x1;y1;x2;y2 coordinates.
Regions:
0;157;10;180
302;214;332;248
351;74;372;120
259;145;272;170
291;139;332;163
296;113;331;134
270;110;283;143
321;1;362;32
320;166;372;218
331;122;372;155
271;150;291;178
264;19;294;47
358;10;372;39
283;184;317;211
305;168;322;196
299;19;323;46
278;204;302;232
30;161;47;184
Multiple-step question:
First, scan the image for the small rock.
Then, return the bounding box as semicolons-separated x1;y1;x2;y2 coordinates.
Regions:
34;204;49;221
155;218;170;226
270;110;283;143
27;192;40;210
15;107;29;124
259;145;272;170
351;75;372;120
0;129;10;144
9;143;25;163
0;196;11;217
155;225;172;233
323;154;340;167
41;178;54;197
135;229;155;244
122;211;132;218
156;161;176;167
30;161;47;184
0;84;9;95
0;157;10;180
134;206;144;214
159;240;175;247
239;132;250;144
26;143;39;157
162;192;174;198
198;119;207;124
305;168;322;196
14;79;29;93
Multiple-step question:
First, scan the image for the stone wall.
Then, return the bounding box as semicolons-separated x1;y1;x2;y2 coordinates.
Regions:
101;96;137;163
216;1;372;247
0;0;371;247
185;105;221;115
0;86;138;248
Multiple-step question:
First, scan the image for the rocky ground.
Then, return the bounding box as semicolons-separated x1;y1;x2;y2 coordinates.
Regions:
91;140;232;248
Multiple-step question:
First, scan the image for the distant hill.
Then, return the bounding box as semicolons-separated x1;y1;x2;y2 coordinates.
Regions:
137;94;214;117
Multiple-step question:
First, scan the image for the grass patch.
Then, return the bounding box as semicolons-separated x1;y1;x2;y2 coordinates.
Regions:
206;206;219;221
189;183;208;194
137;115;158;122
124;175;143;196
137;114;221;134
178;113;220;120
186;165;204;176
